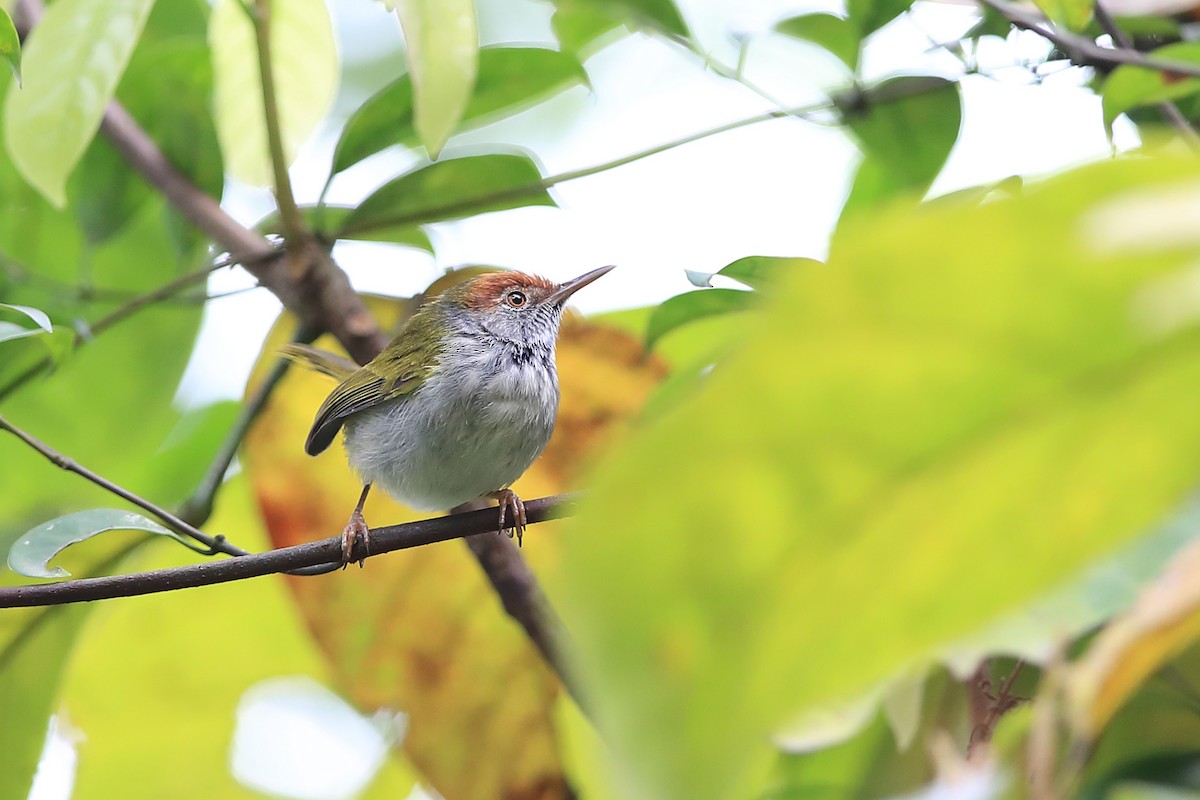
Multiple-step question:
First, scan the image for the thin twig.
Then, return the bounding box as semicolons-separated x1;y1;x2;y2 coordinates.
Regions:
251;0;305;247
341;77;946;237
1091;2;1200;151
176;343;309;528
0;495;577;608
0;413;243;557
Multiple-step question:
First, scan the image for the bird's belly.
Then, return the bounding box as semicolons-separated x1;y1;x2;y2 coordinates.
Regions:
341;368;557;510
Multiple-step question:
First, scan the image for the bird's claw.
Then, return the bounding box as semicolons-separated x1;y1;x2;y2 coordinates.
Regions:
492;489;527;547
341;509;370;568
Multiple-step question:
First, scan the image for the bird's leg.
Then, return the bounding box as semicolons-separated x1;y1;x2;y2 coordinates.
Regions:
487;488;527;547
342;483;372;568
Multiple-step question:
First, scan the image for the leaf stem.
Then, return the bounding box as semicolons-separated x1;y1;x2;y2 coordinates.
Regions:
252;0;306;247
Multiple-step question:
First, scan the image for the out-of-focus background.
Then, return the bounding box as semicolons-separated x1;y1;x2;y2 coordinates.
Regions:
5;0;1200;798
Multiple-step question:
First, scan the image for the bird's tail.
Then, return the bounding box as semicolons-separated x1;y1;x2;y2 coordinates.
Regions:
279;343;358;381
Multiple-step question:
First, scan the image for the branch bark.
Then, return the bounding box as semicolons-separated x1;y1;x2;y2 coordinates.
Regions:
0;495;577;608
977;0;1200;79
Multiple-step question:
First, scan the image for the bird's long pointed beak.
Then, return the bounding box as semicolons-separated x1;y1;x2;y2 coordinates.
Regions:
545;265;615;306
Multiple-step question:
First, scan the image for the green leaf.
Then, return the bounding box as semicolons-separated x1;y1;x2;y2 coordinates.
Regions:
686;256;819;290
554;154;1200;800
838;76;961;223
1031;0;1093;31
259;204;433;251
608;0;689;37
1102;43;1200;133
0;303;51;332
391;0;479;159
209;0;337;186
775;13;861;73
72;38;223;245
845;0;913;37
2;0;157;207
0;320;48;345
646;289;753;350
337;153;555;237
551;0;624;55
0;527;146;800
547;0;689;44
843;76;961;190
331;46;587;176
0;8;21;85
8;509;182;579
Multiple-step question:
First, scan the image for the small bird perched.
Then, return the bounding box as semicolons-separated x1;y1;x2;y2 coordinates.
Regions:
282;265;614;565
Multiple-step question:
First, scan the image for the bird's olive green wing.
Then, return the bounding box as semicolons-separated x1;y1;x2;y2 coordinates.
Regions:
303;333;437;456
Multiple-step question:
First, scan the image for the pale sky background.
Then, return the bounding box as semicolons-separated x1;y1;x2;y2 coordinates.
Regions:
176;0;1135;407
35;0;1142;797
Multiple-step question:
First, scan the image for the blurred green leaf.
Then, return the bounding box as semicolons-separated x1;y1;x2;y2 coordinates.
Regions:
391;0;478;159
1102;43;1200;133
7;508;185;578
338;153;555;236
846;0;912;37
0;538;140;800
209;0;337;186
547;0;688;43
2;0;157;207
775;13;860;72
72;38;222;246
0;8;20;85
646;289;753;350
0;320;48;345
839;76;961;223
607;0;689;37
942;499;1200;676
259;205;433;251
1032;0;1093;31
1108;784;1200;800
686;256;819;290
843;76;961;189
551;0;624;55
555;154;1200;800
331;47;587;177
0;303;52;332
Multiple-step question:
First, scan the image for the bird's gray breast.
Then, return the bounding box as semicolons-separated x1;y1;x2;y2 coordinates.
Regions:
342;336;559;510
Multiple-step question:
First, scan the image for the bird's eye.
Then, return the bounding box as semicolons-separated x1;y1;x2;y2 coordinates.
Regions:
505;290;527;308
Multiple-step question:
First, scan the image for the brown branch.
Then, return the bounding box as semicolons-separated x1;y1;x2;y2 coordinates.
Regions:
978;0;1200;79
0;494;577;608
1092;3;1200;151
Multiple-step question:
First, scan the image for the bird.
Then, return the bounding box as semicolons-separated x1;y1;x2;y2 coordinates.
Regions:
280;265;614;565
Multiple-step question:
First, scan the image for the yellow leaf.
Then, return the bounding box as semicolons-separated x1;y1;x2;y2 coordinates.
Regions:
1069;532;1200;737
242;278;666;799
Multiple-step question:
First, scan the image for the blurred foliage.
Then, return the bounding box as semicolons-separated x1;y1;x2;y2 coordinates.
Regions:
3;0;1200;799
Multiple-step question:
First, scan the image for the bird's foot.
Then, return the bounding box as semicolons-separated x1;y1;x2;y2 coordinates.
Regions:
488;489;527;547
341;508;370;568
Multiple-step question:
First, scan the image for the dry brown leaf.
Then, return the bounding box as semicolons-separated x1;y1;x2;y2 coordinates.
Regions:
242;276;666;800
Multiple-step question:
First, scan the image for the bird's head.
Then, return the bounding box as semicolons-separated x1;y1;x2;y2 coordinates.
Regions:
443;265;615;344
